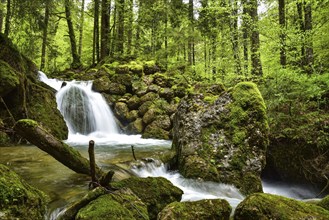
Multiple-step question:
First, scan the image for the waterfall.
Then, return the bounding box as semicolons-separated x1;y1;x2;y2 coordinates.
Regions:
39;71;119;137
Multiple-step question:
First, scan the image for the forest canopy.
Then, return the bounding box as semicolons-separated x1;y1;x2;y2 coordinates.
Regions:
0;0;328;81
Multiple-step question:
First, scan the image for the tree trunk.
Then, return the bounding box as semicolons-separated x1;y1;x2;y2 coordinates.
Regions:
100;0;110;60
304;1;313;74
229;0;242;75
249;0;263;76
188;0;194;66
278;0;286;67
117;0;124;54
13;119;104;177
296;1;305;66
64;0;82;69
78;0;85;57
0;0;5;33
110;3;117;56
126;0;133;55
93;0;100;64
4;0;10;36
242;0;249;75
40;0;50;71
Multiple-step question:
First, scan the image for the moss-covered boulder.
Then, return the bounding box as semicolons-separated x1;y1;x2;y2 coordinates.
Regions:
158;199;232;220
171;82;269;195
0;164;47;219
92;76;111;93
143;122;170;140
126;118;144;134
234;193;329;219
111;176;183;220
318;195;329;211
76;188;149;220
0;34;68;141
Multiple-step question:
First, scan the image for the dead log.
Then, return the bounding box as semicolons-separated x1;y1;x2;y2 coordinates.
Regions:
14;119;104;177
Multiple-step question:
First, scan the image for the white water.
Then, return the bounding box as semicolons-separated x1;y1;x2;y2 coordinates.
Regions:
38;71;171;147
39;71;318;215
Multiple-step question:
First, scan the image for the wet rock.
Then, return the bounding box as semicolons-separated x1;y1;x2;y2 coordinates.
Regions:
126;118;144;134
158;199;231;220
127;95;142;110
234;193;329;219
114;102;130;124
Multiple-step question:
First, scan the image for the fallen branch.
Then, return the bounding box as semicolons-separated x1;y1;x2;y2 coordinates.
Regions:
14;119;104;177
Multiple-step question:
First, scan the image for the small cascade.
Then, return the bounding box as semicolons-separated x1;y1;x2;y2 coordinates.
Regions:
39;71;119;137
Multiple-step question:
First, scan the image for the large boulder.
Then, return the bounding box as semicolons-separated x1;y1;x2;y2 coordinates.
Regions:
0;164;47;219
234;193;329;219
170;82;269;195
111;176;183;220
75;188;149;220
158;199;232;220
0;34;68;140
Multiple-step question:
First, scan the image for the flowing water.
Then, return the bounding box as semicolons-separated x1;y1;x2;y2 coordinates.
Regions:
0;72;319;218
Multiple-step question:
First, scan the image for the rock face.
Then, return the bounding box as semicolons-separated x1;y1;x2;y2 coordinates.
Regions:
234;193;329;219
170;82;269;195
0;164;47;219
0;34;68;141
158;199;232;220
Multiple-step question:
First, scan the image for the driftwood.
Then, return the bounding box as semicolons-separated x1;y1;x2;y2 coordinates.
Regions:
14;119;104;177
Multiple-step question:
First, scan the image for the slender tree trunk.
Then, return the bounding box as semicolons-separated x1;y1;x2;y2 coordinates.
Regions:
78;0;85;57
110;3;117;56
211;37;216;77
296;1;305;66
0;0;5;33
126;0;133;55
188;0;194;65
117;0;124;54
100;0;110;60
4;0;11;36
93;0;100;64
64;0;82;69
304;1;313;74
278;0;286;67
242;0;249;75
229;0;242;75
40;0;50;71
249;0;263;76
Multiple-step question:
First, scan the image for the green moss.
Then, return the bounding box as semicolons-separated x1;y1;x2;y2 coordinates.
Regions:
158;199;231;220
318;195;329;211
203;95;218;104
0;60;20;96
234;193;329;220
0;164;47;219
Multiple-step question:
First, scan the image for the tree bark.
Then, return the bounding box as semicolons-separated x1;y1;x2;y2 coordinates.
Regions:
296;1;305;66
278;0;286;67
126;0;133;55
93;0;100;63
0;0;5;33
64;0;82;69
40;0;50;71
4;0;10;36
229;0;242;75
117;0;124;54
249;0;263;76
14;119;104;177
188;0;194;66
304;1;313;74
78;0;85;57
242;0;249;75
100;0;110;60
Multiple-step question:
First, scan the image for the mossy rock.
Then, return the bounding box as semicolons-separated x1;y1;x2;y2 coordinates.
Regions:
143;122;170;140
143;61;160;75
109;82;126;95
140;92;158;103
132;80;148;97
127;95;142;110
27;83;68;140
318;195;329;211
114;102;130;124
92;76;111;93
171;82;268;195
138;101;153;117
76;188;149;220
0;60;20;97
126;118;144;134
0;164;47;219
158;199;231;220
234;193;329;219
111;73;132;87
111;176;183;220
159;87;174;102
153;73;172;87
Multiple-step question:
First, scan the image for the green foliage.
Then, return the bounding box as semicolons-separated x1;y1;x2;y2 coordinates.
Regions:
260;69;329;149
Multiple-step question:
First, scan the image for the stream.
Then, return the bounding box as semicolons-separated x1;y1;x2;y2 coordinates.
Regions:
0;72;320;218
